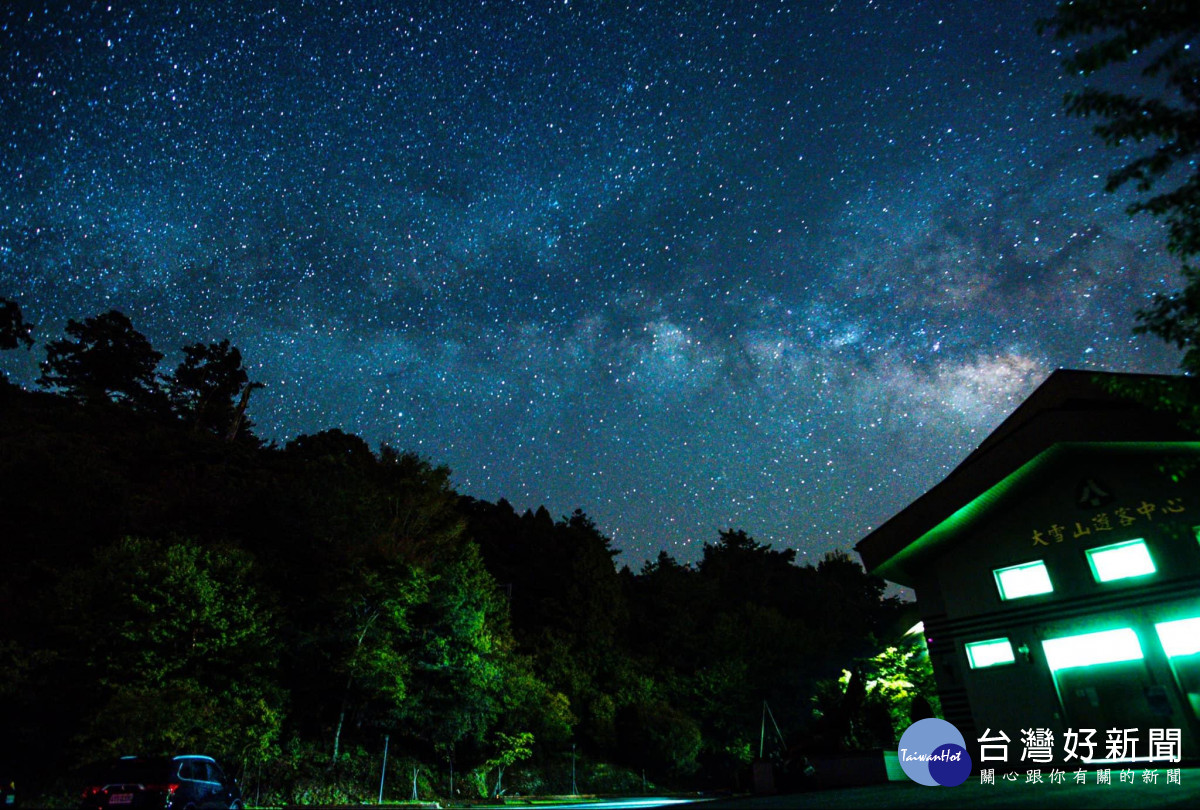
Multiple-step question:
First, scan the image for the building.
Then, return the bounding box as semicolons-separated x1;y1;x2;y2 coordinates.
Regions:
855;369;1200;766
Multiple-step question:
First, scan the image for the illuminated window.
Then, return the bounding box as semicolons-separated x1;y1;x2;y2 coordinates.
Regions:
1086;539;1155;583
1041;628;1143;672
966;638;1016;669
993;560;1053;600
1155;616;1200;721
1155;617;1200;658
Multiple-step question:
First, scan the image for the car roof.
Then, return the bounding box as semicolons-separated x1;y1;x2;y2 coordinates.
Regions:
115;755;217;762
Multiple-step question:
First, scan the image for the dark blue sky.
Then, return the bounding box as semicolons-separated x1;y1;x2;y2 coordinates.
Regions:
0;0;1183;569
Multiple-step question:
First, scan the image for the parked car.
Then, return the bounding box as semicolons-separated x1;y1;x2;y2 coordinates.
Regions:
80;755;241;810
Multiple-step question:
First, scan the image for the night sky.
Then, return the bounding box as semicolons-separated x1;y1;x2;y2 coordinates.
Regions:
0;1;1185;571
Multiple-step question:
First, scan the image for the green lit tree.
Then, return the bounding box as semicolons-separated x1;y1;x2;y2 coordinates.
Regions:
809;638;940;752
326;561;420;765
399;543;514;752
474;731;534;798
464;500;629;760
54;536;283;765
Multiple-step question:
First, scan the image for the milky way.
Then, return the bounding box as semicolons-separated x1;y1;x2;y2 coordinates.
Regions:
0;0;1183;571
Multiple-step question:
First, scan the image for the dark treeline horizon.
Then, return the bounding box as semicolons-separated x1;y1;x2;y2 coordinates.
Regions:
0;304;933;804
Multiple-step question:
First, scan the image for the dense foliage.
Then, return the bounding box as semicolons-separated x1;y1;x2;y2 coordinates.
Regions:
0;304;921;804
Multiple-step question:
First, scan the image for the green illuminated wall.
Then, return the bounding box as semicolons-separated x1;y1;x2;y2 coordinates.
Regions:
911;444;1200;619
893;441;1200;756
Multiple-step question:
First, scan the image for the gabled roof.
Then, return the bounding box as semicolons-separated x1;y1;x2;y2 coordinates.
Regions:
855;369;1198;585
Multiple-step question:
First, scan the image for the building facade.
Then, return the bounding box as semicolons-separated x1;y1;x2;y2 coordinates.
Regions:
856;370;1200;766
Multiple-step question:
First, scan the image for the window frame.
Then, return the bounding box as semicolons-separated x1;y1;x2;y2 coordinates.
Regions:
965;637;1017;669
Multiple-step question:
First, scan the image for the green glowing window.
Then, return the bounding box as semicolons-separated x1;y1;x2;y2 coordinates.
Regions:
1041;628;1143;672
1155;617;1200;658
965;638;1016;669
993;560;1053;600
1085;539;1155;583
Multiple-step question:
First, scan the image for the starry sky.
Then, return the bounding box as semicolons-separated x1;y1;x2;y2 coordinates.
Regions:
0;0;1186;571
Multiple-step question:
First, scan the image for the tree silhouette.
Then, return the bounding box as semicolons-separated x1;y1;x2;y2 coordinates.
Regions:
0;296;34;351
164;339;257;436
38;310;165;410
1040;1;1200;370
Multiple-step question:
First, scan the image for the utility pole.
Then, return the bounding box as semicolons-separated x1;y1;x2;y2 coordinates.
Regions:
378;734;389;804
571;743;578;795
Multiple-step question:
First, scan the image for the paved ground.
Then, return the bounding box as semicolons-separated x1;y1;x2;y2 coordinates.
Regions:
262;768;1200;809
687;766;1200;809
